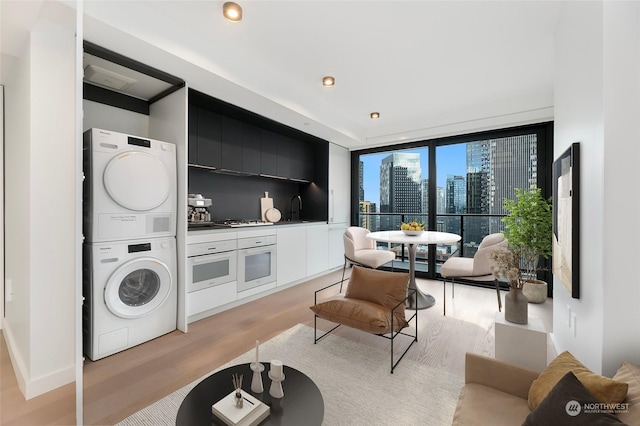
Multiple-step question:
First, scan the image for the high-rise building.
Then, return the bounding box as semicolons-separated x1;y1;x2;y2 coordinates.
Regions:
445;174;466;214
466;141;491;214
358;160;365;202
465;136;538;215
436;187;445;214
421;178;429;215
359;201;378;230
465;142;491;243
379;153;422;229
489;135;538;214
462;135;538;245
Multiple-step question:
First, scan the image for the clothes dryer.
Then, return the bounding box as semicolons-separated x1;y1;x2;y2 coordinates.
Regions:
83;128;177;243
83;237;177;361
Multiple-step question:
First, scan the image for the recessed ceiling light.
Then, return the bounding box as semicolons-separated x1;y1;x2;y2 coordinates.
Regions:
322;76;335;87
223;2;242;22
370;112;380;119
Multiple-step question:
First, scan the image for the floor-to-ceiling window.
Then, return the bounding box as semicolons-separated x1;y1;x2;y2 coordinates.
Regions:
352;122;553;285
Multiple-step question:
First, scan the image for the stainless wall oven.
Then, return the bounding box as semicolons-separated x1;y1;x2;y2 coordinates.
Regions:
187;238;237;293
237;234;277;292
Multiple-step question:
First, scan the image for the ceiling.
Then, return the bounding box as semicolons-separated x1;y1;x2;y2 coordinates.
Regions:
3;1;562;150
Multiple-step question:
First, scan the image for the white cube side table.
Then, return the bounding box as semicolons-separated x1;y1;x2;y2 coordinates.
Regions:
495;312;548;372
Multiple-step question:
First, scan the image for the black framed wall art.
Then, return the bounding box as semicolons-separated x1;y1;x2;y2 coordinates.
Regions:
553;142;580;298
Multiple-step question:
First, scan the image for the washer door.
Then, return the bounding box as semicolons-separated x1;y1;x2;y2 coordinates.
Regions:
104;151;171;211
105;257;173;319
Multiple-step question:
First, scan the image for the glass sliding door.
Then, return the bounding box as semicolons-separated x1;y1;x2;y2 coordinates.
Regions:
435;134;539;273
358;147;429;272
353;123;552;281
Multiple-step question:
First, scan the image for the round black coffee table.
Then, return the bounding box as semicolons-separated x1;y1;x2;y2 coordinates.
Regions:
176;363;324;426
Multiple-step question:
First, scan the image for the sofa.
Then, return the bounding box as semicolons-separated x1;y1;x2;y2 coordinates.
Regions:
452;352;640;425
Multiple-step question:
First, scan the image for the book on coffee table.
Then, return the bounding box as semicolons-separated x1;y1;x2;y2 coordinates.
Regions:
211;389;270;426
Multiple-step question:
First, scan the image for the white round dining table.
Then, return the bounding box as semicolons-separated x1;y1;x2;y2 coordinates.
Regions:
367;231;461;310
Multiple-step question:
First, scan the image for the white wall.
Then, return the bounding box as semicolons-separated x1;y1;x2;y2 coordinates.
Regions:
3;36;34;395
2;1;78;398
601;1;640;376
553;1;640;376
83;100;149;135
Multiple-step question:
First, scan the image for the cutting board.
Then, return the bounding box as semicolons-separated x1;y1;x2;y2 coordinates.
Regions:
260;192;273;221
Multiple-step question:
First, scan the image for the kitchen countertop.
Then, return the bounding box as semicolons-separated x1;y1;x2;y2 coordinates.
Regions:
187;220;326;232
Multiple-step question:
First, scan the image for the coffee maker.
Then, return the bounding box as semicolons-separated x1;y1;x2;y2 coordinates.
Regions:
187;194;212;223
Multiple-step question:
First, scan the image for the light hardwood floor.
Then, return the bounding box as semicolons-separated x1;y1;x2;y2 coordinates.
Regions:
1;269;553;425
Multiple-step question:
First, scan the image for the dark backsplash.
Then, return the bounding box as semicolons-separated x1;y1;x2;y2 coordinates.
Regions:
188;168;328;222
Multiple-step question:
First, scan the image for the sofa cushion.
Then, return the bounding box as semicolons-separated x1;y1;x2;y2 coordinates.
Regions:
309;297;407;334
528;351;628;409
452;383;531;426
524;371;624;425
613;361;640;425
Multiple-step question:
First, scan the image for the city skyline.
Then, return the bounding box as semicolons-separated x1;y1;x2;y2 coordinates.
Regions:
358;135;538;242
360;145;466;206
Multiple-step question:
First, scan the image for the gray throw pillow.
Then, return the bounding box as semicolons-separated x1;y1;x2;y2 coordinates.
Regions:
524;371;626;426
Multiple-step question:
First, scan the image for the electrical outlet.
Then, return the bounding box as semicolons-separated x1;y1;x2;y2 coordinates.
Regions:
572;313;577;337
5;278;12;302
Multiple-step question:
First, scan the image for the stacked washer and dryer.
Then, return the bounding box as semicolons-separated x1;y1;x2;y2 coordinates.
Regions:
83;128;178;361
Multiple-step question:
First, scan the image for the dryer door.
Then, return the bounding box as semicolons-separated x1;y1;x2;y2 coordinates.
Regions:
105;257;173;319
104;151;171;211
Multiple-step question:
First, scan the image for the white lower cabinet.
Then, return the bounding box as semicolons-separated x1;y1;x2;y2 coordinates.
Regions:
306;224;329;276
186;222;338;320
237;281;276;300
276;226;307;286
328;222;347;269
186;281;237;317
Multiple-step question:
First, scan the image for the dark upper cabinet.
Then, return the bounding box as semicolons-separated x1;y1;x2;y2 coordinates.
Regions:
196;107;222;169
220;116;243;171
277;136;291;178
188;93;316;182
188;106;198;164
289;139;314;182
242;124;261;175
260;129;278;176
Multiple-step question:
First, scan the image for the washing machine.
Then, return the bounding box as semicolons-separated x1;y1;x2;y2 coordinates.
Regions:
83;237;177;361
83;128;177;243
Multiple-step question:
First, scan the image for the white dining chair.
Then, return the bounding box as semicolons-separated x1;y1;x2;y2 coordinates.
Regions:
341;226;396;292
440;233;507;315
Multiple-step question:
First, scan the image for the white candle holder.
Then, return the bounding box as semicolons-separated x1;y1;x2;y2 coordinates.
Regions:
268;371;285;399
250;362;265;393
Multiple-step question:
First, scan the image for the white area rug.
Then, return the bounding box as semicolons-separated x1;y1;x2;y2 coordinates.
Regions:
117;324;463;426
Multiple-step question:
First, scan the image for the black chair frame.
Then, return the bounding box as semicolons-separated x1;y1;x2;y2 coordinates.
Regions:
312;280;418;373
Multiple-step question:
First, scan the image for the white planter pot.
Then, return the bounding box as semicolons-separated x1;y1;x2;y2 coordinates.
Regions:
522;279;548;304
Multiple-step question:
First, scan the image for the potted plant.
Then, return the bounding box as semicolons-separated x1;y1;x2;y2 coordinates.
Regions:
501;186;553;304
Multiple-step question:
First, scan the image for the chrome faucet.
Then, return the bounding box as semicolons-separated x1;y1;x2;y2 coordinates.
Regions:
290;195;302;220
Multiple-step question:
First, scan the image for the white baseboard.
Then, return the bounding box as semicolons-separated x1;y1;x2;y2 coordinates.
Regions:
2;319;29;396
1;318;76;400
25;363;76;400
